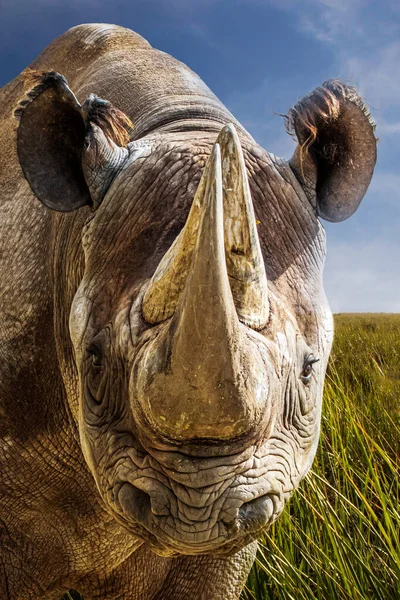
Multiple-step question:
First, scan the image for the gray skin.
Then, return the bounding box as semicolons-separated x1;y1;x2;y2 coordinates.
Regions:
0;23;376;600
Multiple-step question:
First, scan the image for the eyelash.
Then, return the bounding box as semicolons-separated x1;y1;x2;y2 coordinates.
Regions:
301;355;319;384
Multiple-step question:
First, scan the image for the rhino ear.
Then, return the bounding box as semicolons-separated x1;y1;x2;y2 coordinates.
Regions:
16;72;132;212
287;80;377;223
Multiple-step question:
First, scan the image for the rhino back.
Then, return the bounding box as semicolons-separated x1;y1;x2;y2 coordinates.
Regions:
28;23;242;137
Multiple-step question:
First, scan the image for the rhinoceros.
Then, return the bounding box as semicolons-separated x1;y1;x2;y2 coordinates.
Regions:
0;23;376;600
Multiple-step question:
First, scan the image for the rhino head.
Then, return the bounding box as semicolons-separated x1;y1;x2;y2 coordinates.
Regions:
16;70;376;557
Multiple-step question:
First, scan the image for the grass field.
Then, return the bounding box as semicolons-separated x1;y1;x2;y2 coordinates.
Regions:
64;314;400;600
243;314;400;600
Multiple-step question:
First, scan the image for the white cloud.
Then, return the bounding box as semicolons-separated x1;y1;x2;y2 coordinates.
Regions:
367;172;400;210
378;121;400;135
266;1;400;124
298;0;364;43
324;239;400;313
248;0;365;44
340;43;400;112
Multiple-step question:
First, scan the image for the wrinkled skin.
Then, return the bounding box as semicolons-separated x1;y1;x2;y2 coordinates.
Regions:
0;24;376;600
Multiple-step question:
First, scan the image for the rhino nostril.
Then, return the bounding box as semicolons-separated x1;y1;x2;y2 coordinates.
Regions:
118;483;151;524
124;479;171;518
238;494;277;530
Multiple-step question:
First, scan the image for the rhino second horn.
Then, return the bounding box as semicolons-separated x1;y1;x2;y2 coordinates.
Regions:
218;124;269;330
141;155;206;325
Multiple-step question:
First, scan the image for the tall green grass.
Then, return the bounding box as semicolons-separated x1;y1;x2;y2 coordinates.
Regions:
243;314;400;600
63;314;400;599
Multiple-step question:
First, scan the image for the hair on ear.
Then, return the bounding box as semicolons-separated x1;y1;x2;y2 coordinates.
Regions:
16;71;134;148
285;79;377;222
284;80;377;175
82;94;134;147
16;70;134;212
14;71;73;121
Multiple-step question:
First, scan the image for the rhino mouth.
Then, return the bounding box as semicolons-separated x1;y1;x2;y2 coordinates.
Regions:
116;481;281;555
108;442;285;556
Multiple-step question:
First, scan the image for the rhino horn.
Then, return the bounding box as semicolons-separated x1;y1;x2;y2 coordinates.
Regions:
137;144;266;440
142;124;268;330
217;123;269;330
171;142;240;372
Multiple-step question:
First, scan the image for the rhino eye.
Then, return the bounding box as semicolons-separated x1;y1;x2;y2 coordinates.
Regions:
301;355;319;385
87;344;102;368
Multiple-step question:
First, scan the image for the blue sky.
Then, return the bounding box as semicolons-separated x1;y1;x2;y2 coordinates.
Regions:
1;0;399;312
